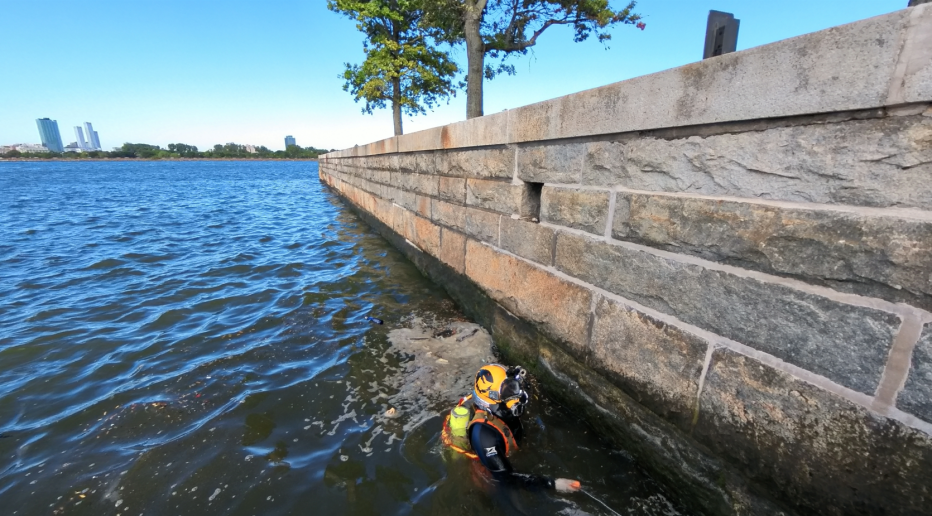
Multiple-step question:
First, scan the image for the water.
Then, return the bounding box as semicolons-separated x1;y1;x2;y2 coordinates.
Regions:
0;161;683;516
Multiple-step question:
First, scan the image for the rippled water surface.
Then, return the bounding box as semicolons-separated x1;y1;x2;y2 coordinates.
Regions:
0;161;682;516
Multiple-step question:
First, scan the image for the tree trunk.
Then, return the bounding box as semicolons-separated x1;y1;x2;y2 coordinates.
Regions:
392;76;403;135
391;14;404;136
464;1;487;119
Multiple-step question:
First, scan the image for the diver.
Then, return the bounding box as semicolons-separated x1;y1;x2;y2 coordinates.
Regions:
442;363;582;493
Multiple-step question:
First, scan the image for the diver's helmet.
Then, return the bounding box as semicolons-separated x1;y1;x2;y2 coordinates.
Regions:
473;364;529;417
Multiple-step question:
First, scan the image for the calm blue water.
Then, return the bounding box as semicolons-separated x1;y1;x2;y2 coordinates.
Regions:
0;161;678;516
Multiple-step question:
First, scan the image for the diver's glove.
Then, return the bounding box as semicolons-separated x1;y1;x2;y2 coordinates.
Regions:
555;478;582;493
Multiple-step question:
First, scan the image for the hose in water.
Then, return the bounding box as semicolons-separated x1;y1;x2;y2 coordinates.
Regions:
580;488;623;516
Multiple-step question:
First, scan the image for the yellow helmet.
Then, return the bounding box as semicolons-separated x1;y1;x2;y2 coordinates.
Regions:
473;364;528;416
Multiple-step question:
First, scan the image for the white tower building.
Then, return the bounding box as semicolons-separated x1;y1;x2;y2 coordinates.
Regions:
74;126;89;150
84;122;101;150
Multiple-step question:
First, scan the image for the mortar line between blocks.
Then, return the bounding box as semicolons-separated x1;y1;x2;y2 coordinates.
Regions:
475;240;932;436
873;315;926;411
691;344;717;431
511;147;522;186
604;191;617;239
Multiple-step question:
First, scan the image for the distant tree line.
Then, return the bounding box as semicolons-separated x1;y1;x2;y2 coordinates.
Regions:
1;142;332;160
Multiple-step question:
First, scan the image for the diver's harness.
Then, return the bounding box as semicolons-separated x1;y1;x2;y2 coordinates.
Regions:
441;395;518;460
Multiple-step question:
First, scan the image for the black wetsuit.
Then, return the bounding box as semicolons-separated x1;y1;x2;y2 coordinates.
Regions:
468;413;555;490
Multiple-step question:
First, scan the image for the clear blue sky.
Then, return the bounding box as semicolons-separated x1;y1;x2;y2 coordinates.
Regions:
0;0;909;152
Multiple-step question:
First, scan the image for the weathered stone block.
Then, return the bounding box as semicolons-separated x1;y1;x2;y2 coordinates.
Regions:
390;171;417;193
464;207;500;245
499;217;555;265
415;152;440;175
415;195;431;219
411;174;439;197
439;228;466;273
465;240;592;349
391;204;406;236
396;189;417;213
590;294;708;431
526;332;785;516
516;143;584;184
380;184;400;204
442;148;514;179
541;187;610;235
897;323;932;422
431;199;466;232
466;179;521;214
396;154;416;174
586;115;932;210
554;231;901;395
412;214;441;255
696;347;932;516
438;176;466;204
581;140;625;186
613;191;932;309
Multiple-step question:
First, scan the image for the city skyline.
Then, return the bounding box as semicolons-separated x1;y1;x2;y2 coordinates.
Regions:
0;0;910;151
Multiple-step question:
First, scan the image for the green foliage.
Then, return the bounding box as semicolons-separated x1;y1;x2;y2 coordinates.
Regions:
167;143;199;157
329;0;460;133
121;143;163;158
421;0;643;117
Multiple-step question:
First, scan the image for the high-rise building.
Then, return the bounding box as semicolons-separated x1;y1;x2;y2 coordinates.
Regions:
84;122;101;150
36;118;64;153
285;135;296;148
74;126;89;150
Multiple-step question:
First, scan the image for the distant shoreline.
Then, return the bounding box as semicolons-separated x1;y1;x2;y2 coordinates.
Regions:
0;157;319;162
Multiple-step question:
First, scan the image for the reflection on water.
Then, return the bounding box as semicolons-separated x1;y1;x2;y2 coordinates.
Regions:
0;161;684;515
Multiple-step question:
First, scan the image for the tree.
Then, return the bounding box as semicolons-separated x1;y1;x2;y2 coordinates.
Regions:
425;0;644;119
168;143;199;157
329;0;460;135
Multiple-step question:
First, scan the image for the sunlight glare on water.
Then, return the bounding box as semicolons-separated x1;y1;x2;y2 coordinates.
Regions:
0;161;683;516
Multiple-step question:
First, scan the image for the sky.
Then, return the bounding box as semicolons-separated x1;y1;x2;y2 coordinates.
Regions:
0;0;910;152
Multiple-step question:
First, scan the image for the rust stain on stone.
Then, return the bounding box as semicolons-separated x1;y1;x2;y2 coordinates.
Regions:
440;126;453;149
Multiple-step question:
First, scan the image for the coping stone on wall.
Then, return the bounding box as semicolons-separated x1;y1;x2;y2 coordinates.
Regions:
507;7;915;143
891;4;932;104
398;127;443;153
439;110;509;149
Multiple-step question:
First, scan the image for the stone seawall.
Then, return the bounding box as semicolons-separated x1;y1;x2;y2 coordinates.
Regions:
319;5;932;515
